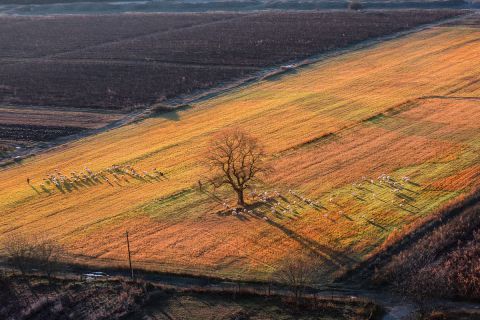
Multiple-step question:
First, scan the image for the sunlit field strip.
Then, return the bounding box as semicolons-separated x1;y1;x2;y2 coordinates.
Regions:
0;23;479;280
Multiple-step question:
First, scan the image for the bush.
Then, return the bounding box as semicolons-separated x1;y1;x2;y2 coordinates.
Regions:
373;200;480;300
348;0;363;10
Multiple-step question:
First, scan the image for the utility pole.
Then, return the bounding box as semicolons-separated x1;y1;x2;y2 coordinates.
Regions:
125;231;134;279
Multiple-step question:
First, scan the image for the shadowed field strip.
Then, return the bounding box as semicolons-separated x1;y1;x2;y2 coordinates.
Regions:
0;22;479;281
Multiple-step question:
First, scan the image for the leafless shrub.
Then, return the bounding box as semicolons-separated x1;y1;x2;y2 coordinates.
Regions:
348;0;363;10
34;239;64;281
2;234;64;279
373;201;480;300
273;254;319;305
3;234;35;276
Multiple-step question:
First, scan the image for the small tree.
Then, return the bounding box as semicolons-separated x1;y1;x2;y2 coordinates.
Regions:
3;234;63;280
34;239;63;281
274;255;318;305
206;128;268;206
348;0;363;10
3;234;34;276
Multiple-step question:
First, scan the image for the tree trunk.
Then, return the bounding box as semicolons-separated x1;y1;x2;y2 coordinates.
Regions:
236;189;245;207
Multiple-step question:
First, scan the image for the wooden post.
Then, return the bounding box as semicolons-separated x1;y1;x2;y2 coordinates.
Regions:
126;231;133;279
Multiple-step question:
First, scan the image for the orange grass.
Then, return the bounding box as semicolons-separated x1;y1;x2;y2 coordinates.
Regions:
0;23;479;281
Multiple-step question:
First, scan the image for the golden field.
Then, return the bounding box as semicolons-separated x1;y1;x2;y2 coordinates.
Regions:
0;21;479;281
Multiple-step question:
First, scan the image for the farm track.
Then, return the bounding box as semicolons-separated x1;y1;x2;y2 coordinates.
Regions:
0;10;465;111
0;108;146;167
158;11;477;108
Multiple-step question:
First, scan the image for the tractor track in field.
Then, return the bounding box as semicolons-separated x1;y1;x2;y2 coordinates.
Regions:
0;13;254;67
0;57;262;70
0;11;475;170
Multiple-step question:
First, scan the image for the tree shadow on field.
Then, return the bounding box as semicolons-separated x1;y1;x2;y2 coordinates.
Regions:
151;104;192;122
246;210;356;267
263;68;298;82
216;209;250;222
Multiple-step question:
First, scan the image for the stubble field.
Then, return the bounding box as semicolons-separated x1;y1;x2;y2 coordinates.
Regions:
0;16;479;281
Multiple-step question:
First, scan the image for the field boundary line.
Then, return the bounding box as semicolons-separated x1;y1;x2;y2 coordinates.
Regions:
158;11;475;110
0;12;256;65
0;57;262;70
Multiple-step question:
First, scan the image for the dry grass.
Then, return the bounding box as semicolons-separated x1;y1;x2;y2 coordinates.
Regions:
126;290;378;320
372;195;480;300
0;21;479;281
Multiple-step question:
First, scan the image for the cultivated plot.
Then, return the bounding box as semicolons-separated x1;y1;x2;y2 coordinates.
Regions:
0;10;461;110
0;18;479;281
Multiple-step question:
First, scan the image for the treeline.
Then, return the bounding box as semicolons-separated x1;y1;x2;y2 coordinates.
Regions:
2;234;64;281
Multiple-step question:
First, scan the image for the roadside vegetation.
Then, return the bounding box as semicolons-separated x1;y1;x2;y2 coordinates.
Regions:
0;273;381;320
0;274;148;320
370;189;480;300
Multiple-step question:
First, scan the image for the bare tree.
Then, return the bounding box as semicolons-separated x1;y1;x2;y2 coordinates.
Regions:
348;0;363;10
34;239;63;281
3;234;63;280
273;255;318;304
206;128;268;206
3;234;34;276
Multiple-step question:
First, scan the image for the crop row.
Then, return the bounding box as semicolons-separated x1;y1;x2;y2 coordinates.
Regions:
63;10;463;67
0;123;85;141
0;62;256;110
0;10;463;110
0;13;239;58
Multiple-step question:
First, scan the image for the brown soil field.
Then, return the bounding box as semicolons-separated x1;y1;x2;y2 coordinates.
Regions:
0;107;122;129
0;10;462;110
